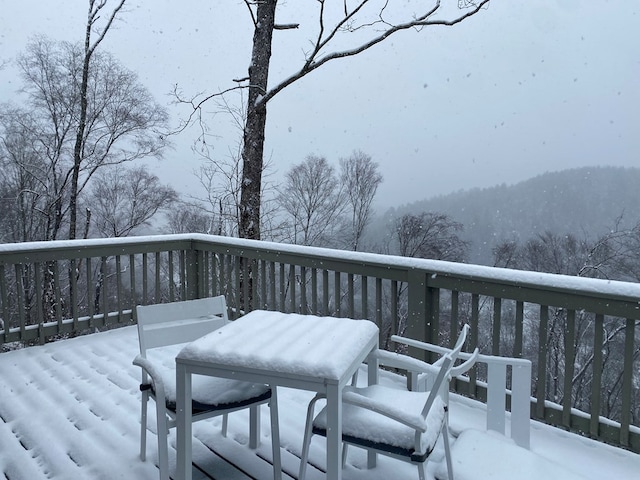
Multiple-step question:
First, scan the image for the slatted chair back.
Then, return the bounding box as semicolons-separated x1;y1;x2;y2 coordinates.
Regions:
136;296;228;357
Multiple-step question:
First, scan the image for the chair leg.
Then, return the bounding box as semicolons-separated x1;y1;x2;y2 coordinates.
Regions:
156;405;170;480
221;413;228;437
140;391;148;461
298;395;323;480
443;418;454;480
269;388;282;480
341;443;349;467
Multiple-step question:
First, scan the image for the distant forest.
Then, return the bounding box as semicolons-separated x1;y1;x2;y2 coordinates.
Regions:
369;166;640;266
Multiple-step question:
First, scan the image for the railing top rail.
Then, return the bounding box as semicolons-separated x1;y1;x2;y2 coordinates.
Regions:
2;233;639;315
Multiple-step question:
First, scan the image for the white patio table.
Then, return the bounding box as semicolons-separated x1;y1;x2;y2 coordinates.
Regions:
175;310;379;480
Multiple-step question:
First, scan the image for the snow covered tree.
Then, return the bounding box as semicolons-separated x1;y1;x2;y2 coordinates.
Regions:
394;212;468;261
9;36;168;241
278;154;346;246
86;165;178;238
340;151;382;251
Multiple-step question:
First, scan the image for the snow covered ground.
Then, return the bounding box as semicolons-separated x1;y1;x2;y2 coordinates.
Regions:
0;325;638;480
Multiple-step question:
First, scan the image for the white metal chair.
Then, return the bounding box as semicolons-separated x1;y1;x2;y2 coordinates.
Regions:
299;325;475;480
132;296;281;480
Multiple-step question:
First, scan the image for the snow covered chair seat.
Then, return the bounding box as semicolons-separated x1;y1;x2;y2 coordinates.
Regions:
299;325;470;480
132;296;280;480
312;384;447;461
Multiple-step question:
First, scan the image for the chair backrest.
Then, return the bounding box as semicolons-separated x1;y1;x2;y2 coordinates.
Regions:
136;296;229;357
419;330;467;418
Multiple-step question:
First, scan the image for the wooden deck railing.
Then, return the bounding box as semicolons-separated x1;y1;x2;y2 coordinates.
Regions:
0;234;638;451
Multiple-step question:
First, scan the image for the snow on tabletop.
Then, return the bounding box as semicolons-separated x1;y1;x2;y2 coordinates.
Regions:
178;310;379;380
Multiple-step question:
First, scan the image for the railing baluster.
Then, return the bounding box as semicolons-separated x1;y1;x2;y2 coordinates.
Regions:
279;263;286;313
203;251;211;297
492;297;502;356
361;275;368;320
210;252;217;297
300;265;307;314
563;309;577;429
129;254;137;307
450;290;459;348
375;278;383;346
390;280;398;339
251;258;258;312
142;253;149;305
311;267;318;314
0;265;8;331
15;265;25;339
167;251;174;301
34;263;43;344
260;260;267;309
514;300;524;357
289;264;296;313
70;259;78;331
101;257;108;326
536;305;549;420
53;261;62;330
469;293;480;396
347;273;354;318
620;318;635;447
269;261;276;310
116;255;123;322
334;271;341;317
87;257;94;327
155;252;161;302
590;314;605;438
180;250;187;300
322;269;329;315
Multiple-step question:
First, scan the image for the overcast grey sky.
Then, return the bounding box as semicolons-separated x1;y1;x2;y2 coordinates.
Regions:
1;1;638;207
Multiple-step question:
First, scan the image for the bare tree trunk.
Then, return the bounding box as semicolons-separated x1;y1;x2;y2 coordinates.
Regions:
69;0;126;240
239;0;276;241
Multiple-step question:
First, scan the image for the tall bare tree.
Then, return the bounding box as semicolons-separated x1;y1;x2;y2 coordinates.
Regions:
86;165;178;237
0;109;53;243
340;150;382;251
278;154;345;246
13;36;168;241
69;0;126;240
180;1;490;240
394;212;468;261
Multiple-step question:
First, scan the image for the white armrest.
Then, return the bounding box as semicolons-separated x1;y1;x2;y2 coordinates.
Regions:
451;348;480;377
391;335;446;355
373;350;440;376
133;354;167;401
342;386;427;432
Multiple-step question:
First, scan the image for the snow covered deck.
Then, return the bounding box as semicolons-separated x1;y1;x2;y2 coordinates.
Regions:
0;325;638;480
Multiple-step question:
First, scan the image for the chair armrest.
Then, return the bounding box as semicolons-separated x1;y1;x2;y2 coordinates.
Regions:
451;348;480;377
373;350;440;376
391;335;447;356
342;386;428;432
132;354;167;401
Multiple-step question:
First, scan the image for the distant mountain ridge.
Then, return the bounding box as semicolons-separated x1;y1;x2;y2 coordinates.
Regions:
376;166;640;265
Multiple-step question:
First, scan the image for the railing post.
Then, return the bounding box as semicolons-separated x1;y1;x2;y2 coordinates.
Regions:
406;269;428;361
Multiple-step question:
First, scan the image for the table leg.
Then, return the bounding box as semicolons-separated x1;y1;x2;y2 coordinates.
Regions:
176;363;192;480
325;383;342;480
